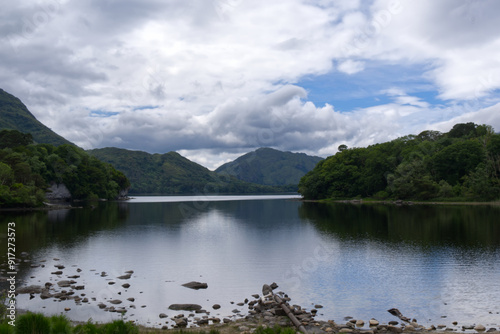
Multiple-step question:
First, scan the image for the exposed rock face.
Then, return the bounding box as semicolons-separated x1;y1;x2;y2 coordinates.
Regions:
45;183;72;200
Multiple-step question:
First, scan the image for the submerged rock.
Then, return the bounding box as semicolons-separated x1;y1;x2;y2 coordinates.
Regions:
169;304;202;311
182;281;208;289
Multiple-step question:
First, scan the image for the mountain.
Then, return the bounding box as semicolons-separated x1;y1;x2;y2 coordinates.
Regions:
0;88;72;146
88;147;292;194
215;147;323;186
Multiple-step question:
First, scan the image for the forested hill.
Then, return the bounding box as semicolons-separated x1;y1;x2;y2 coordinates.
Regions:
0;88;73;146
0;130;130;208
299;123;500;201
88;147;294;194
215;147;323;186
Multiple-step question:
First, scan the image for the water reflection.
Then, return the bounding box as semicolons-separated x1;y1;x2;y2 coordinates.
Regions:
299;202;500;247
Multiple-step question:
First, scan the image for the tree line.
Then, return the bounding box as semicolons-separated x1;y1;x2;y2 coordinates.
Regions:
0;130;130;208
298;123;500;201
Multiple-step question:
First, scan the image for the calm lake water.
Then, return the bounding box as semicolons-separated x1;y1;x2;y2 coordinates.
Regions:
1;196;500;328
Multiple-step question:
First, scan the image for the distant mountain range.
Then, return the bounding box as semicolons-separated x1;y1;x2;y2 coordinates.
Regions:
88;147;296;194
0;88;72;146
215;147;323;186
1;88;321;195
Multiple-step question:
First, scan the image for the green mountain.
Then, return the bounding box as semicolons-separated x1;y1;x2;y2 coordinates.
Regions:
88;147;292;194
215;147;323;186
0;88;72;146
299;123;500;201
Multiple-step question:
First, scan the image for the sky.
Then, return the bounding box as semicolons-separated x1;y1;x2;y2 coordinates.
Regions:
1;0;500;170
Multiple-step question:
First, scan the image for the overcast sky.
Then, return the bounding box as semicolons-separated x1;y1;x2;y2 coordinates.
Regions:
2;0;500;170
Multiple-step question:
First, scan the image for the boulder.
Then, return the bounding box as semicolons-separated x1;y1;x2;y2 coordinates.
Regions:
168;304;202;311
212;304;221;310
182;281;208;289
475;325;486;332
369;319;380;326
17;285;42;294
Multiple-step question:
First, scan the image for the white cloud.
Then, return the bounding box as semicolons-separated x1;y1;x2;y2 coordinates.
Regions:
337;60;365;74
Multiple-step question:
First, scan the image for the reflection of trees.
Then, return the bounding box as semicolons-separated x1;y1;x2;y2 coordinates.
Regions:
0;201;129;254
299;202;500;247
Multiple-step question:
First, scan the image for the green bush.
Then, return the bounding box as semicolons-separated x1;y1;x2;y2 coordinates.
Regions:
16;312;51;334
254;325;297;334
49;315;72;334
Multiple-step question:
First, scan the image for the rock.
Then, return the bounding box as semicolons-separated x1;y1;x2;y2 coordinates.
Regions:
315;304;324;308
54;264;65;269
57;280;76;287
127;297;135;302
356;320;365;327
370;319;380;326
262;284;272;295
117;273;132;279
212;304;221;310
463;325;475;330
487;328;497;332
109;299;122;304
17;285;42;294
67;275;80;279
74;285;85;290
182;281;208;289
239;326;250;331
51;271;63;275
389;321;399;326
232;309;240;313
122;283;130;288
174;318;188;327
270;282;278;290
46;183;71;200
475;325;486;332
237;302;244;306
64;308;71;311
159;313;168;318
197;319;209;325
388;325;403;333
168;304;202;311
437;325;446;329
252;294;260;299
339;329;353;333
223;318;232;323
405;325;415;331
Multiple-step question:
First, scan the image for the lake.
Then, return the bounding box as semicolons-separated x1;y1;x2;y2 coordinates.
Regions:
1;196;500;329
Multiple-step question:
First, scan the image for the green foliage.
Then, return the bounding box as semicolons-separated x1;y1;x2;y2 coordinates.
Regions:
0;89;72;146
299;123;500;201
49;315;73;334
215;147;323;187
0;131;130;208
89;147;292;195
16;312;51;334
99;320;138;334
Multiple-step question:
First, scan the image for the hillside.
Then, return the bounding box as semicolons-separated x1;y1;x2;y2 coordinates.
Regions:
88;147;292;194
215;147;323;186
0;130;130;207
299;123;500;201
0;88;72;146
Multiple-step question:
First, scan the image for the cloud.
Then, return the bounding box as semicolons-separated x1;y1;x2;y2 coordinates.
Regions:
1;0;500;169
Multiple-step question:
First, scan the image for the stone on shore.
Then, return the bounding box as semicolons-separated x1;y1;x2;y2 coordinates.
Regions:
475;324;486;332
369;319;380;326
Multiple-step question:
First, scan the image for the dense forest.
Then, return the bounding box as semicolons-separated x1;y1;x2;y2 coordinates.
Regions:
299;123;500;201
0;130;130;208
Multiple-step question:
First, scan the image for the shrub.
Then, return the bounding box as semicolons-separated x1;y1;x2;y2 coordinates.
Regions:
16;312;51;334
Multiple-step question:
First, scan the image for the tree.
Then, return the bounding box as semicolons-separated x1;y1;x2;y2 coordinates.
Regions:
338;144;348;152
0;129;33;148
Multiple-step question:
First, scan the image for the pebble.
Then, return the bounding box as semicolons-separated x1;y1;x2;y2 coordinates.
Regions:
474;324;486;332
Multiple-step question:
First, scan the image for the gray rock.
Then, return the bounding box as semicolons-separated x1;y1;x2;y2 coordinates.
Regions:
57;280;76;287
182;281;208;289
168;304;202;311
109;299;122;304
212;304;221;310
475;325;486;332
122;283;130;288
17;285;42;294
45;183;72;200
117;273;132;279
262;284;272;295
159;313;168;318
